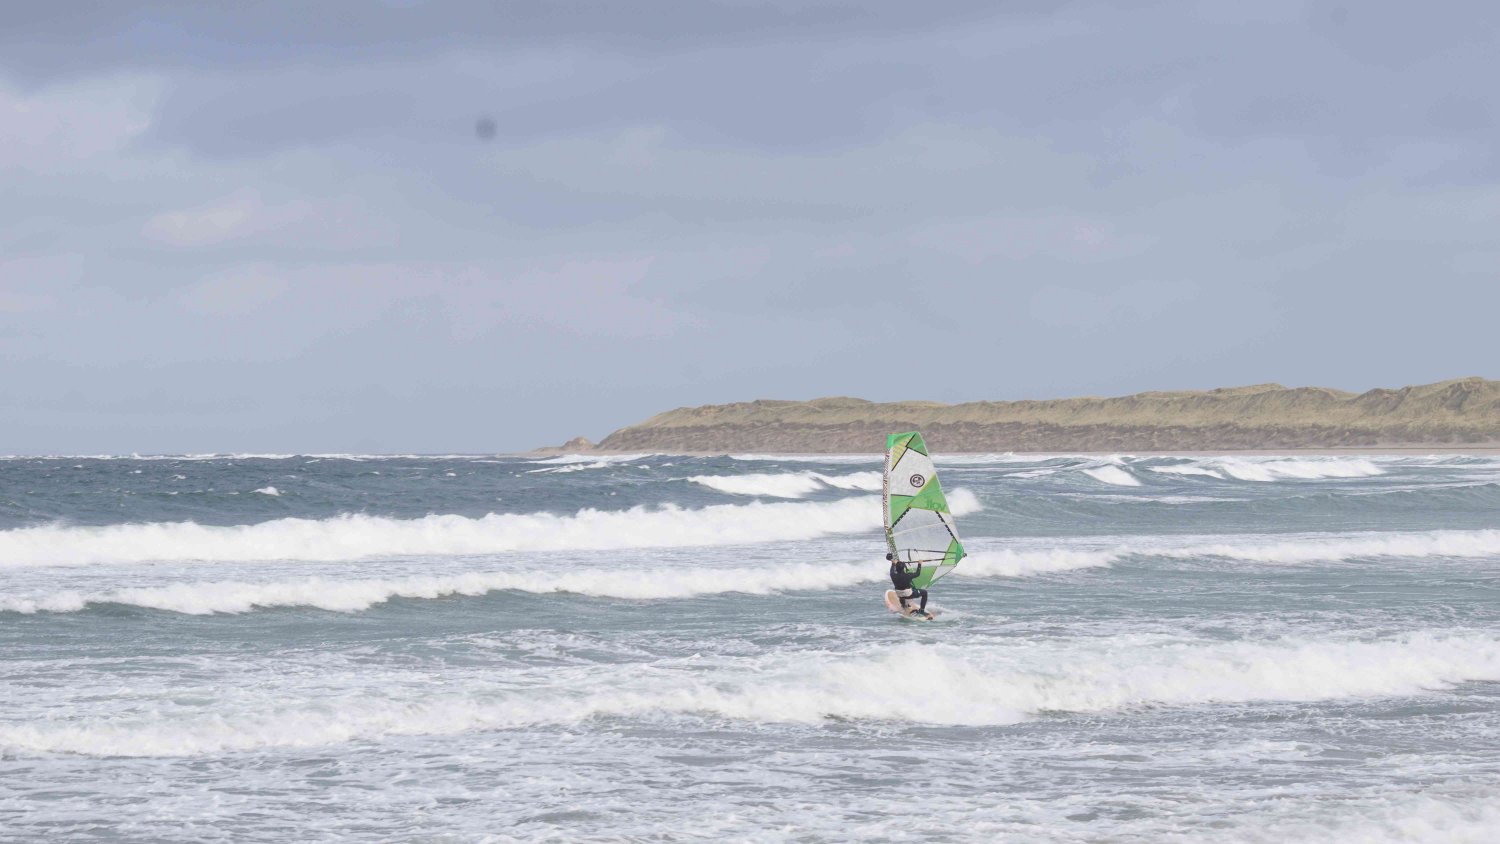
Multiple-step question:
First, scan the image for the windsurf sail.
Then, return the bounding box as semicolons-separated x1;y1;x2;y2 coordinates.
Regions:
883;431;965;589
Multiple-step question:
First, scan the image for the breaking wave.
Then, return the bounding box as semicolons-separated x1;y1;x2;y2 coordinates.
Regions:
527;453;657;466
6;631;1495;756
0;545;1120;620
1141;457;1386;482
960;527;1500;578
688;470;883;498
1164;528;1500;565
960;548;1117;577
525;461;615;474
1149;464;1225;479
0;562;881;615
0;490;980;569
727;454;879;464
16;525;1485;617
1219;457;1384;481
1082;465;1141;487
1221;791;1500;844
973;528;1500;572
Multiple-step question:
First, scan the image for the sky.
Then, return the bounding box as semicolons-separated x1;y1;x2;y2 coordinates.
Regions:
2;1;1497;453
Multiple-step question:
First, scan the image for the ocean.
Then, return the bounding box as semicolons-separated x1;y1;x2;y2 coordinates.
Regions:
2;452;1498;842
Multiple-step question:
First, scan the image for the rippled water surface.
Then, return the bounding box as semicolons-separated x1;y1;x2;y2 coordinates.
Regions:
3;452;1499;842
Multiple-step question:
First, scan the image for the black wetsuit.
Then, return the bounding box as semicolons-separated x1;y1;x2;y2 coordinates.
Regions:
889;561;928;613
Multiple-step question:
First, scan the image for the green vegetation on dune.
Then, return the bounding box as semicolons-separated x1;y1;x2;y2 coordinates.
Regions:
586;378;1500;453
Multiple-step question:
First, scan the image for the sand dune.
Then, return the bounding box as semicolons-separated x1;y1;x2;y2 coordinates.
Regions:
574;377;1500;453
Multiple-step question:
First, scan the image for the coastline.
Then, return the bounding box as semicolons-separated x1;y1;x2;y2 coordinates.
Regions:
527;445;1500;458
543;378;1500;458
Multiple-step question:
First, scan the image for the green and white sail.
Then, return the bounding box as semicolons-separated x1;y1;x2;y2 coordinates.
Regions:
883;431;965;589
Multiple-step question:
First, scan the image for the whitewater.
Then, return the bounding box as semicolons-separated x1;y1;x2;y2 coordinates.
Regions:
3;453;1500;842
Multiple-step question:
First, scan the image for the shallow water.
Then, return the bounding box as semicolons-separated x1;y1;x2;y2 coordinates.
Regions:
2;452;1499;842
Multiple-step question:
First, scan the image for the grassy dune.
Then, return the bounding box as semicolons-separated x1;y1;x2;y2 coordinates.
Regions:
589;378;1500;453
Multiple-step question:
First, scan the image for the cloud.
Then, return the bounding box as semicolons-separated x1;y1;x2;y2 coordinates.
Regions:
0;2;1008;84
0;259;81;309
0;3;1497;452
0;75;161;171
908;215;1157;264
445;257;686;340
177;272;290;315
141;183;405;250
143;190;290;247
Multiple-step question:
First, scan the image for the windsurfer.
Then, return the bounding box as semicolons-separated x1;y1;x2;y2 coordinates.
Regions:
887;552;929;616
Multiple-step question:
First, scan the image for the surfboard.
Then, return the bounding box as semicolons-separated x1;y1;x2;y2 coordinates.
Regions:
882;431;965;615
885;589;937;620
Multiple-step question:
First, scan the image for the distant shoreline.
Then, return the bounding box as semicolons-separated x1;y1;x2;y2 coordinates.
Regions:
546;377;1500;456
528;445;1500;458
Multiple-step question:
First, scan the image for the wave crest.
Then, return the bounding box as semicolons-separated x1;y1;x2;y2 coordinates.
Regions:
1168;528;1500;564
5;632;1495;756
688;471;883;498
0;561;882;614
0;490;980;569
1082;465;1141;487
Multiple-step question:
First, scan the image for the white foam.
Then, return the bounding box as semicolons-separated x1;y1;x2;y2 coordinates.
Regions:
0;560;885;615
527;453;655;465
1083;465;1141;486
727;453;1128;466
0;453;515;462
932;453;1061;465
1007;468;1057;478
1212;457;1385;482
1019;528;1500;568
727;454;881;464
688;470;884;498
0;490;980;569
1215;791;1500;844
5;631;1495;757
525;461;612;474
1149;464;1225;479
0;541;1106;618
959;548;1117;577
688;472;827;498
813;471;884;491
777;632;1500;724
998;528;1500;570
1169;528;1500;565
963;528;1500;576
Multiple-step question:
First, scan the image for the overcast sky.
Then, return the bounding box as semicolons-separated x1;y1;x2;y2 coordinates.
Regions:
2;1;1496;453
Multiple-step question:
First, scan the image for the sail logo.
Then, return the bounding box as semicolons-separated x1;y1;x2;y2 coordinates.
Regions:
909;474;926;488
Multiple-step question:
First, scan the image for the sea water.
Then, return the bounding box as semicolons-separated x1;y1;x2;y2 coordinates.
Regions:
1;452;1498;842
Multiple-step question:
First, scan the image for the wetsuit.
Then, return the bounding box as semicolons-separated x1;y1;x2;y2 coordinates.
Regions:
889;560;928;614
